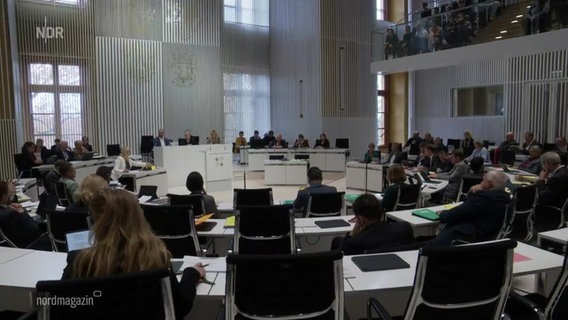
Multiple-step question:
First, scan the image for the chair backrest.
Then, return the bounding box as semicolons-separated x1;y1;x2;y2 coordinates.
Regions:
106;144;121;156
545;244;568;319
447;138;461;150
543;143;557;153
483;140;490;149
166;194;207;216
496;203;515;240
508;184;538;241
394;183;422;211
55;182;71;207
234;205;296;254
225;251;344;320
0;226;17;248
140;135;154;154
46;210;90;252
305;192;345;218
456;176;483;202
36;268;175;320
335;138;349;149
141;205;201;258
403;239;516;320
13;153;26;173
233;188;273;207
499;149;516;166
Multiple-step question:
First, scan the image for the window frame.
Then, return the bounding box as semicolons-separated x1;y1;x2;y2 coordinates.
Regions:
223;0;269;27
377;74;389;146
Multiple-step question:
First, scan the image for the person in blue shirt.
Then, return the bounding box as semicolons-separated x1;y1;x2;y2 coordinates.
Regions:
466;140;490;164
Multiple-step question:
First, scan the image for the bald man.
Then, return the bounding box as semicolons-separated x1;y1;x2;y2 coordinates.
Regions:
499;132;520;151
431;171;510;245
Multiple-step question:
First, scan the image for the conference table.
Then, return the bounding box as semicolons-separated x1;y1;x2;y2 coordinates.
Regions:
263;159;308;185
0;242;562;319
15;178;39;202
248;148;349;172
33;158;115;183
345;161;384;193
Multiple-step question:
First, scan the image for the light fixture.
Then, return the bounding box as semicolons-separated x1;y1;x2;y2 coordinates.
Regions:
500;30;507;34
515;15;523;18
495;36;503;39
511;20;518;23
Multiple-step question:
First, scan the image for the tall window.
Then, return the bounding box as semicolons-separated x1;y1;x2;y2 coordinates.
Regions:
377;75;387;146
224;0;269;27
28;62;84;146
223;73;270;142
376;0;385;20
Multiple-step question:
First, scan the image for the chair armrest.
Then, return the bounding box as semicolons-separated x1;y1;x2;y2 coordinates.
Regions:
505;291;545;320
16;308;37;320
367;297;394;320
216;303;225;320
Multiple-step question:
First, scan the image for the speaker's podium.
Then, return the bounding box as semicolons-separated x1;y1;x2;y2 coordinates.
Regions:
153;144;233;192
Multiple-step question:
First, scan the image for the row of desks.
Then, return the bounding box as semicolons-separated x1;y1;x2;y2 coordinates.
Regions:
0;241;563;316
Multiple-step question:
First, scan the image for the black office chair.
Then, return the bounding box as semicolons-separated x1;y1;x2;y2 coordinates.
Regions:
46;210;90;252
500;149;516;166
456;176;483;202
367;239;517;320
393;183;422;211
55;181;71;207
0;225;17;248
222;251;344;319
542;143;557;153
506;244;568;320
25;269;176;319
408;144;420;156
496;204;515;240
233;205;296;254
106;144;121;156
305;192;345;218
140;135;154;154
446;138;461;151
508;184;537;242
141;205;201;258
534;198;568;233
233;188;273;208
166;194;207;216
483;140;491;149
13;153;33;179
335;138;349;149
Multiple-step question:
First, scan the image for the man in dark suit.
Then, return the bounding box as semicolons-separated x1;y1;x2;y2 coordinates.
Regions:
331;194;414;255
431;171;510;245
44;160;64;194
0;180;43;248
55;140;74;161
534;152;568;232
293;167;337;214
153;128;173;147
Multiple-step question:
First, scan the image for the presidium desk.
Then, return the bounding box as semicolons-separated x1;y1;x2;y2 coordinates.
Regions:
248;148;349;172
153;144;233;193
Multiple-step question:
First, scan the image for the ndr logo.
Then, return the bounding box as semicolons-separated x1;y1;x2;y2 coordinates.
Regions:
36;17;63;42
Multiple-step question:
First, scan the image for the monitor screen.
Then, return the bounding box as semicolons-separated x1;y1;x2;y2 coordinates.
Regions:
335;138;349;149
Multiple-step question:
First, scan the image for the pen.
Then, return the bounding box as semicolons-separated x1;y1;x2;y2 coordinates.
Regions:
202;263;210;267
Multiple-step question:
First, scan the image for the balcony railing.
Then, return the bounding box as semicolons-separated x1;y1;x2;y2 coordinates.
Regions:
372;0;568;62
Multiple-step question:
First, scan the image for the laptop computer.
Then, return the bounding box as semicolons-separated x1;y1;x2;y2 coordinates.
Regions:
80;152;95;161
66;230;93;251
138;185;158;200
501;164;519;173
419;171;443;184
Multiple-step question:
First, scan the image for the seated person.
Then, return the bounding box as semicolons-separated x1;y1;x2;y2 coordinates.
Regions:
429;150;469;202
363;142;380;163
0;180;44;248
466;140;490;164
249;130;262;145
111;147;149;181
207;130;221;144
65;174;109;214
383;143;405;164
533;152;568;232
58;162;79;204
234;131;247;153
423;132;434;144
82;136;93;152
293;167;337;214
293;134;309;148
414;143;433;170
381;164;407;212
433;137;446;151
95;166;112;183
179;129;196;146
55;140;74;161
44;160;65;195
518;145;542;175
314;133;330;149
269;133;287;148
500;132;520;151
331;194;414;255
35;138;50;162
61;189;206;320
186;171;219;214
431;149;453;173
263;130;276;146
430;171;510;245
153;128;172;147
72;140;88;160
520;131;541;154
555;136;567;153
19;141;42;173
405;131;422;148
467;156;486;178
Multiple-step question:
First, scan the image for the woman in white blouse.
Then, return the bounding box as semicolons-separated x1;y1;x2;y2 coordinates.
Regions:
111;147;148;180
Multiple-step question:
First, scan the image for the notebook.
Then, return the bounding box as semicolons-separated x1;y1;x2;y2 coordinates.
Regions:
351;254;410;272
314;219;351;229
419;171;443;184
411;209;440;221
224;216;235;228
66;230;93;251
344;194;360;202
280;200;294;205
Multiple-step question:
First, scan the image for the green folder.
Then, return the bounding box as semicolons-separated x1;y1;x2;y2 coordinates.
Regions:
224;216;235;228
344;194;360;202
411;209;440;221
281;200;294;205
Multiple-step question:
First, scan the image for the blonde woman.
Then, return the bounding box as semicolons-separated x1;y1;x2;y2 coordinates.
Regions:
461;130;474;150
65;174;108;214
111;147;148;180
207;130;221;144
61;189;206;319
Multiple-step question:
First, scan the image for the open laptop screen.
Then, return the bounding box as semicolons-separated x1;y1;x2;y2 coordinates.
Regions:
66;230;93;252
